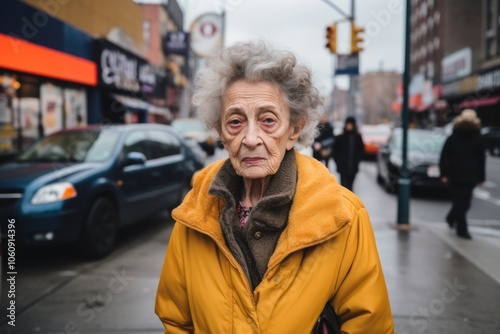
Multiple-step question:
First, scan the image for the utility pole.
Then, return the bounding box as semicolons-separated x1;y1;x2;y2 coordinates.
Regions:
397;0;412;226
320;0;363;119
349;0;356;117
221;2;226;47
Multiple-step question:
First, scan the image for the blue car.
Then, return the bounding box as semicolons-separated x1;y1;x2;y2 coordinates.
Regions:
0;124;204;258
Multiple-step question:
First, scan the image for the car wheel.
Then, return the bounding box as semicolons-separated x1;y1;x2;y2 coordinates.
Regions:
376;169;384;185
81;198;117;259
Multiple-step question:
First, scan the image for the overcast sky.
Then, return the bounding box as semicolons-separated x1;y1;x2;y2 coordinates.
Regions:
179;0;405;94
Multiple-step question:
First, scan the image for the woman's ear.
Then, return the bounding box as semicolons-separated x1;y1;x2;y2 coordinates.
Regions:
286;118;306;150
215;128;227;149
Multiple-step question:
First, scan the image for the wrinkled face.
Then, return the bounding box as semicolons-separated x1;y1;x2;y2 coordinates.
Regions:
219;80;303;180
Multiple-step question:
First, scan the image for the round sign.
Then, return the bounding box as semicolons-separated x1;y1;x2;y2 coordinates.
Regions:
190;13;223;58
199;22;217;37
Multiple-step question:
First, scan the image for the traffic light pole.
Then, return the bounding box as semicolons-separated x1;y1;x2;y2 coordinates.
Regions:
348;0;356;117
397;0;412;226
320;0;360;117
318;0;351;19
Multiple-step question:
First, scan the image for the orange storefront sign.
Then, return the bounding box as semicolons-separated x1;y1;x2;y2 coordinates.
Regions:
0;33;97;86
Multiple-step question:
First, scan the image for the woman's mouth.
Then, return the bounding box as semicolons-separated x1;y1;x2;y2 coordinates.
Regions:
242;157;264;165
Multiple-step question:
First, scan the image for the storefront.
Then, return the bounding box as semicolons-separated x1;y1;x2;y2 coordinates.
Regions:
0;0;98;162
0;34;96;162
443;66;500;126
96;39;171;125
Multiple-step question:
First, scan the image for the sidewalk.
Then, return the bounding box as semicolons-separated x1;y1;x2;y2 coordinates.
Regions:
350;162;500;333
372;219;500;334
418;220;500;285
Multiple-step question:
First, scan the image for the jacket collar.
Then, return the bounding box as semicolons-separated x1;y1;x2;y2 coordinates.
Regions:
208;148;296;232
172;150;351;267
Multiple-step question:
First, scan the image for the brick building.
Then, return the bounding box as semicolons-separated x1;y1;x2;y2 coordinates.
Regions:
409;0;500;127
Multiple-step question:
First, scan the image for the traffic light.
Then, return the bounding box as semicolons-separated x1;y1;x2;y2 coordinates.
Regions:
351;22;364;53
325;23;337;54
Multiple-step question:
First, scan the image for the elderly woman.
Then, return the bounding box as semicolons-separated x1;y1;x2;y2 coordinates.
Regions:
155;41;393;333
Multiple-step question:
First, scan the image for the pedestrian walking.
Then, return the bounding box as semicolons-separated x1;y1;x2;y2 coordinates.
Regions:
439;109;486;239
312;114;335;167
333;116;365;191
155;41;393;333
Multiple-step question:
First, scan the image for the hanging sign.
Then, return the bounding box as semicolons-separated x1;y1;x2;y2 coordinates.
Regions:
189;13;223;58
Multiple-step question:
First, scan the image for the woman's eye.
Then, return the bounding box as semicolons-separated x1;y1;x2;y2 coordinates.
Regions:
228;119;241;125
262;117;276;124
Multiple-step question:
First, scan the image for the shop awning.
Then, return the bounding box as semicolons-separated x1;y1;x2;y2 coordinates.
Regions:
459;96;500;109
112;94;172;119
0;33;97;86
113;94;148;110
148;105;172;119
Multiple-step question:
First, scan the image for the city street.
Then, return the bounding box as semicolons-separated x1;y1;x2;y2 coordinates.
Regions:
2;0;500;333
1;149;499;334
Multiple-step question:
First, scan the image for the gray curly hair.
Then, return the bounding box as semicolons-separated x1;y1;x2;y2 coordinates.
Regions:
192;40;324;147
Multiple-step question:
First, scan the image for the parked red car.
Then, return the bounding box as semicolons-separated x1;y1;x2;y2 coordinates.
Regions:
360;124;391;158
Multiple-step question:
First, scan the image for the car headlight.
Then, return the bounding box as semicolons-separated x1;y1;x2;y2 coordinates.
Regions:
31;182;77;204
389;154;403;167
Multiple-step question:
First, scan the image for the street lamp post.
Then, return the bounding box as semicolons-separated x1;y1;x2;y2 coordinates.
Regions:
397;0;412;226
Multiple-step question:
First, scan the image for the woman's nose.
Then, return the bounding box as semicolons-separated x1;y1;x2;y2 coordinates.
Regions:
242;123;261;148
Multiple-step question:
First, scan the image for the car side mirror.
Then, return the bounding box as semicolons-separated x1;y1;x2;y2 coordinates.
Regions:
123;152;146;167
380;144;390;154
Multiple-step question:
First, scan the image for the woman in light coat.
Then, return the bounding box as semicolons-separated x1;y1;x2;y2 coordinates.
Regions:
155;41;393;333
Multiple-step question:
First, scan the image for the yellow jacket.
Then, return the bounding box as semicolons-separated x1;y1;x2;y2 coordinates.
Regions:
155;151;393;333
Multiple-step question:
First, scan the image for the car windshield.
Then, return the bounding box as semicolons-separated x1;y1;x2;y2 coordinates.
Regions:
16;130;120;163
392;129;447;154
171;120;207;133
482;127;500;134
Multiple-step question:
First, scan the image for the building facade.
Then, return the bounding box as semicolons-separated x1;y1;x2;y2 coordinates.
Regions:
0;0;188;161
328;87;349;124
441;0;500;127
408;0;447;127
409;0;500;127
0;0;97;161
358;71;401;125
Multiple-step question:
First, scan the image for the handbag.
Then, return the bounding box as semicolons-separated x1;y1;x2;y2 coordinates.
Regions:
314;302;341;334
320;147;332;160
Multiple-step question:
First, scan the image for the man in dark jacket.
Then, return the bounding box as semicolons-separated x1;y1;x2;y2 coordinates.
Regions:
312;114;335;168
439;109;486;239
333;116;365;191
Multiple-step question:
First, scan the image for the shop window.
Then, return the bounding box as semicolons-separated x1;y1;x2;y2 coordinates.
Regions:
13;97;40;149
64;88;87;128
486;0;495;59
143;20;151;47
40;83;63;136
0;75;21;158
